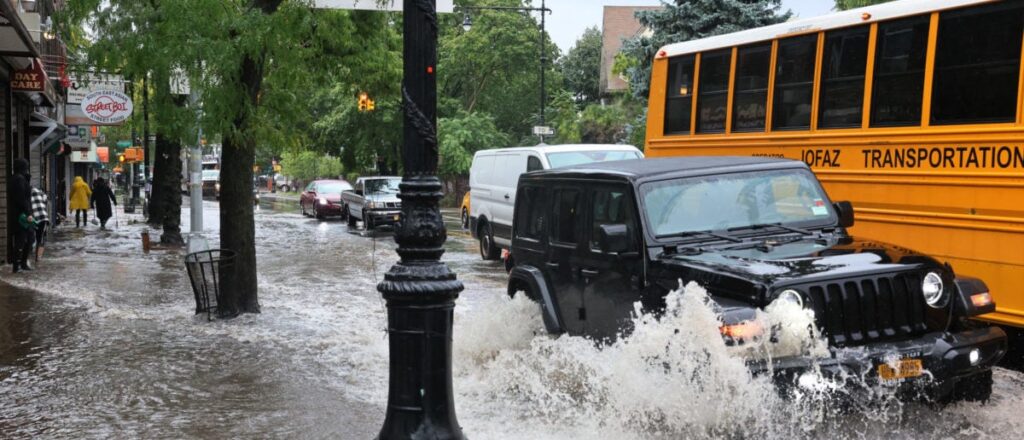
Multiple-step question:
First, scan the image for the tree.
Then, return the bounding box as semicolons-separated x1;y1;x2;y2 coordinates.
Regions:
439;0;563;143
437;112;510;179
281;151;344;182
835;0;893;10
558;26;602;104
620;0;791;99
63;1;391;316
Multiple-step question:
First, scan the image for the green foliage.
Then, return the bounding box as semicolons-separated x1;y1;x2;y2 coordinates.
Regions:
438;112;511;178
547;90;581;144
835;0;893;10
620;0;791;99
558;26;603;104
440;0;562;143
281;151;344;181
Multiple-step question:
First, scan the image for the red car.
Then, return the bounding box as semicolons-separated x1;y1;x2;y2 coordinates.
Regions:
300;179;354;219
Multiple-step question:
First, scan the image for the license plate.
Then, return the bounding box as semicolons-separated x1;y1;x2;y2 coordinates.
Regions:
877;358;923;381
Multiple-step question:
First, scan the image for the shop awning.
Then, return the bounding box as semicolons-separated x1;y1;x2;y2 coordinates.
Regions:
29;111;66;153
0;2;39;58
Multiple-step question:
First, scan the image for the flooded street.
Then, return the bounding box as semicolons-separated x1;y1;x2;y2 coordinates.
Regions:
1;199;1023;439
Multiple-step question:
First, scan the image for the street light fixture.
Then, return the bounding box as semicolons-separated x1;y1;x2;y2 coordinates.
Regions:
460;0;552;142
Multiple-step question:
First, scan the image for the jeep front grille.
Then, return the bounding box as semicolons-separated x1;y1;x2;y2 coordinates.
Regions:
805;273;929;347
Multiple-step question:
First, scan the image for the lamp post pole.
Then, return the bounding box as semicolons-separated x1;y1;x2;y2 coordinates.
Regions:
461;0;551;141
377;0;465;439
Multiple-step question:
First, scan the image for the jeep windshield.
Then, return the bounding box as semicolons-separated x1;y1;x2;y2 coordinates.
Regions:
640;169;836;239
365;178;400;194
546;150;641;168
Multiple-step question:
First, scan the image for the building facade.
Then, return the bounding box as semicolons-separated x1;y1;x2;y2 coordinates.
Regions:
600;5;661;95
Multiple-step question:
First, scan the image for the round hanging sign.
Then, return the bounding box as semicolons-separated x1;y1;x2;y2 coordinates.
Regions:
81;90;133;124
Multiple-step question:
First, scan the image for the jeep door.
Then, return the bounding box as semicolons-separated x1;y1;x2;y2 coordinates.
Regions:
546;184;588;334
579;184;644;342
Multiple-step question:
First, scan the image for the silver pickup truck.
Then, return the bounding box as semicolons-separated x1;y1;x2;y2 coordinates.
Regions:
341;176;402;230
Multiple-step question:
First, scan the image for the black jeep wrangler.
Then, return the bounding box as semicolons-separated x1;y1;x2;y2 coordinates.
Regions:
507;156;1006;401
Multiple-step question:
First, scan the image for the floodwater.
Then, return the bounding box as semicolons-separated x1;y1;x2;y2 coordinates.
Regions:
0;199;1022;439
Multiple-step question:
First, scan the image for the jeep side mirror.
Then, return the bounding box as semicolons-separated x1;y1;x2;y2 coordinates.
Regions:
599;224;631;254
834;201;855;228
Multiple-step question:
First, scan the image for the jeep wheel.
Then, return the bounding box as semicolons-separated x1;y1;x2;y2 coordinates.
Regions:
461;208;469;230
479;222;500;260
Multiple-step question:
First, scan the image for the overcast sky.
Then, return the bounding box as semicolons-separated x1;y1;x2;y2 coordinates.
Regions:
532;0;836;53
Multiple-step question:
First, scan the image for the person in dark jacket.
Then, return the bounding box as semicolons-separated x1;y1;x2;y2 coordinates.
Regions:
9;159;35;272
91;178;117;230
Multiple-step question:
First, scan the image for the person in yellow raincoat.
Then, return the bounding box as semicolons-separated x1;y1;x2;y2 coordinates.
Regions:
69;176;92;228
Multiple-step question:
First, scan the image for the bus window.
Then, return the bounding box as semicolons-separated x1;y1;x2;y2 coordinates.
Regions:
697;49;731;133
772;34;818;131
664;55;696;135
732;44;771;133
870;15;929;127
932;2;1024;125
819;26;869;129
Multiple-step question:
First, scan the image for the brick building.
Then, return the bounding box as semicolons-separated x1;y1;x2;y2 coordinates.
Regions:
600;5;662;95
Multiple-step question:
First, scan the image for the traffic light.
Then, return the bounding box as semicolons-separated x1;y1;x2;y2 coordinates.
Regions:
358;92;375;112
119;154;126;163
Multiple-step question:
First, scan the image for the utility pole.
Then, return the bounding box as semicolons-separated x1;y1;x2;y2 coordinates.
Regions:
376;0;464;438
143;73;150;180
187;89;205;252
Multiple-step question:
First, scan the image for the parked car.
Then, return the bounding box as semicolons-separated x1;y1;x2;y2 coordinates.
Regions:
201;169;220;199
470;144;643;260
341;176;402;230
460;191;471;229
274;173;295;193
300;179;354;219
507;156;1006;402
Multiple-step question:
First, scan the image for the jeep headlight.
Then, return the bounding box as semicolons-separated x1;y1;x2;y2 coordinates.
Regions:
922;272;945;307
775;289;803;308
318;197;328;205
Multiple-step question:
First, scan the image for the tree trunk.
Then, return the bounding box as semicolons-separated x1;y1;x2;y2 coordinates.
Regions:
147;134;167;227
157;132;183;245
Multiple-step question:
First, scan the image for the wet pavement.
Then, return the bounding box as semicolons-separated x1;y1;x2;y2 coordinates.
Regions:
1;199;1023;439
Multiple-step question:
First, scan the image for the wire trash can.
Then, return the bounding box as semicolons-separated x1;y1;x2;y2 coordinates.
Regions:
185;249;236;320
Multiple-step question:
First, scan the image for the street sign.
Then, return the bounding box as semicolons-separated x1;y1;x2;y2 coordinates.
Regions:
65;125;90;149
532;126;554;136
81;90;133;124
117;140;131;148
313;0;454;12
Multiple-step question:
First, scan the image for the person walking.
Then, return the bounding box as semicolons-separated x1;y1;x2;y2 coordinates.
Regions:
9;159;35;272
30;186;50;262
69;176;92;227
91;178;117;230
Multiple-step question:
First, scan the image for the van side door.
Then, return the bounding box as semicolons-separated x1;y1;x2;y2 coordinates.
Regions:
491;153;528;247
546;184;587;334
578;184;644;342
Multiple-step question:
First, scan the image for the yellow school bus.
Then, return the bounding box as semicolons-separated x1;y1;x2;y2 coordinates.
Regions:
644;0;1024;328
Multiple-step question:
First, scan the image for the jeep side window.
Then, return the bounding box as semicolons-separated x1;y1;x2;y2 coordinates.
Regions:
550;188;581;244
527;156;543;172
590;188;634;251
515;186;546;240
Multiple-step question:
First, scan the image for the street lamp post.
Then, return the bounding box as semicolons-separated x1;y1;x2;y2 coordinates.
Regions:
461;0;551;142
376;1;465;439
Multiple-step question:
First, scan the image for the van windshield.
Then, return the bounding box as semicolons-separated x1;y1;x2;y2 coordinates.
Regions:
640;169;835;238
546;150;641;168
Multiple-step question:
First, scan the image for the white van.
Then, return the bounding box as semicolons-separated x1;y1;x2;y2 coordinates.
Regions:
469;144;643;260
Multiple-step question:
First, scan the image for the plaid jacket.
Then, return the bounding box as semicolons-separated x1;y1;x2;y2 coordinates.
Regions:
31;187;49;223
